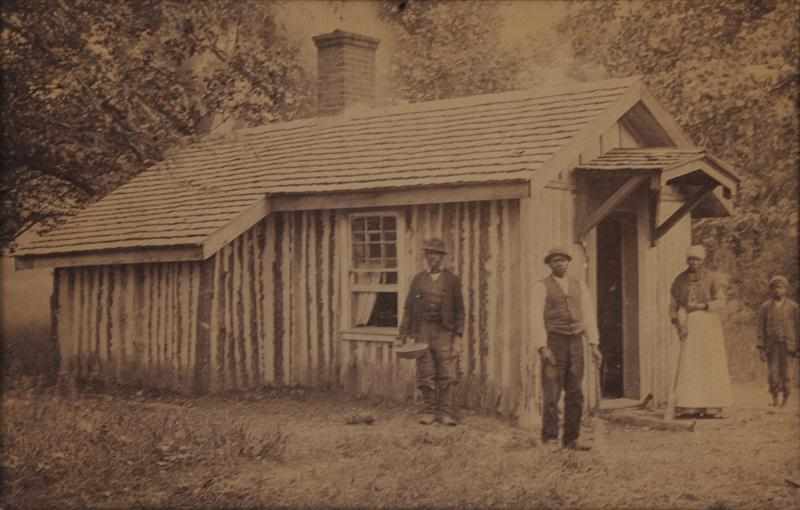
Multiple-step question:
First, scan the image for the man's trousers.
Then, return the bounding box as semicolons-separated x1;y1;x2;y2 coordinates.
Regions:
541;332;585;444
766;341;789;397
416;320;459;415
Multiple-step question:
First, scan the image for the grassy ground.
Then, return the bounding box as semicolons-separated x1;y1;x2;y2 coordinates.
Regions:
1;311;794;509
3;378;799;510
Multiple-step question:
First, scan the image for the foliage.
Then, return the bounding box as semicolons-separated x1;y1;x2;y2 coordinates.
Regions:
559;0;800;307
1;0;312;245
379;0;522;102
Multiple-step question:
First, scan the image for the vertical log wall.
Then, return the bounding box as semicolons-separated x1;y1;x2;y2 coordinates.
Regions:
204;210;340;392
52;200;527;418
54;262;201;392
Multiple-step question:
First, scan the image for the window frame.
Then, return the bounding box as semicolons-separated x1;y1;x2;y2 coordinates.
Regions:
340;210;406;342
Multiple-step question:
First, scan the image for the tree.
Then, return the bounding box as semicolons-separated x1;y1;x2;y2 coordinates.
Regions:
1;0;312;245
558;0;800;307
379;0;522;102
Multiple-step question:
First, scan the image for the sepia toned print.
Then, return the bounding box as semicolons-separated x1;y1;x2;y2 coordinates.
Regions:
2;1;798;508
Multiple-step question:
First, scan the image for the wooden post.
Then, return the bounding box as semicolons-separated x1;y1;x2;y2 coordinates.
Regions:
648;176;661;247
194;258;214;394
49;268;61;384
262;217;276;385
518;189;542;431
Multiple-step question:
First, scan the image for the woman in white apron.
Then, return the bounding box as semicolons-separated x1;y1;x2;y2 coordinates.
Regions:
669;245;733;417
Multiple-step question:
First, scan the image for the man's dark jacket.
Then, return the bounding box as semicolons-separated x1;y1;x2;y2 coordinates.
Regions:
399;270;465;337
757;298;800;349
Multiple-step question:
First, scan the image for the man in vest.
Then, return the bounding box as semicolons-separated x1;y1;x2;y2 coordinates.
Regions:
397;238;465;426
532;246;600;450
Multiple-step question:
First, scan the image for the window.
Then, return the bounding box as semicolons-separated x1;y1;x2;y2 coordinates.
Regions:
347;212;401;329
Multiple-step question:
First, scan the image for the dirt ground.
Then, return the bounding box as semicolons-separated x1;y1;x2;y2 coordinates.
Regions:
3;381;798;510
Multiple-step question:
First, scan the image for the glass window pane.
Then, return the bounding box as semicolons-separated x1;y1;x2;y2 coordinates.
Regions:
349;214;400;272
353;291;398;327
369;243;382;258
353;244;365;265
354;271;381;284
385;271;398;284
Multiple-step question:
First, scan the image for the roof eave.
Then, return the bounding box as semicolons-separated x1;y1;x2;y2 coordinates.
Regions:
661;157;739;195
14;244;205;271
269;179;532;213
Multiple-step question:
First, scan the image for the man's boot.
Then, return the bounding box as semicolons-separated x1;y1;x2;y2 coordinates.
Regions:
418;387;436;425
437;384;458;426
780;390;789;408
770;392;779;407
562;439;591;451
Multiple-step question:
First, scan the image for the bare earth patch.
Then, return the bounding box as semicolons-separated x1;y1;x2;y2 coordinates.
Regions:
2;383;798;509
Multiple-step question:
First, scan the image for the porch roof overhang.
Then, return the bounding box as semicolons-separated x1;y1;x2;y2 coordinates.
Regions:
574;148;740;245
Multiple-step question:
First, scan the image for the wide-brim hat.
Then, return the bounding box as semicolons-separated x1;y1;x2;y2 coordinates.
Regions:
544;246;572;264
394;342;429;359
423;238;447;254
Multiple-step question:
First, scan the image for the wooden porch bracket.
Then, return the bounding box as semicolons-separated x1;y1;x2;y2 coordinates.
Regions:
578;174;649;240
652;182;718;245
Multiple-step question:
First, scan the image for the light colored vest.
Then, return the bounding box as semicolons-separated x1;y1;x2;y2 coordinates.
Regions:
543;276;585;336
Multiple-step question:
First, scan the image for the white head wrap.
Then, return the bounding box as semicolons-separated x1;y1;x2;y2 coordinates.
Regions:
686;244;706;261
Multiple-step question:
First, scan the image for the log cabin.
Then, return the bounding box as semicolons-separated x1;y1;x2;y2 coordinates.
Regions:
14;30;739;428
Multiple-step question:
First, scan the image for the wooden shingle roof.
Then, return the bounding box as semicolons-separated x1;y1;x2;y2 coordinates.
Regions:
576;147;739;189
17;77;645;259
576;148;708;171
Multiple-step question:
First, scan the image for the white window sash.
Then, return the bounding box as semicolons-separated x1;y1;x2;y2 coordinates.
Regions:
345;211;403;331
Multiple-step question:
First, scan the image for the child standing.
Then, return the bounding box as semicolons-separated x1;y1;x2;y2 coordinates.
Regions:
757;275;800;407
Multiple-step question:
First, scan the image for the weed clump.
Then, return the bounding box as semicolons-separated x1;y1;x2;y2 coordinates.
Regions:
2;395;289;508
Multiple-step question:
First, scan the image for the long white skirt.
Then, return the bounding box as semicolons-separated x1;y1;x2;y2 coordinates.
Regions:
674;310;733;409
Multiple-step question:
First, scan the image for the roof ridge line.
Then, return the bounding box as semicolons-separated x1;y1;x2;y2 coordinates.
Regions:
197;77;640;143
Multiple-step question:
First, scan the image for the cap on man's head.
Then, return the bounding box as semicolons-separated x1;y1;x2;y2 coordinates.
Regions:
769;275;789;288
544;246;572;264
423;238;447;254
686;244;706;260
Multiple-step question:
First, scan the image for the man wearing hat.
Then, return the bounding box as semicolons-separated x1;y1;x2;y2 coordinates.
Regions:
532;246;600;450
668;244;733;417
396;237;465;426
757;275;800;407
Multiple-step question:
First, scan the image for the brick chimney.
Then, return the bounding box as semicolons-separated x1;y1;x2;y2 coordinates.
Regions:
312;30;379;116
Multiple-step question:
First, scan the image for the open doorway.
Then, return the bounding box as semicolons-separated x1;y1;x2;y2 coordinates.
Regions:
596;213;640;399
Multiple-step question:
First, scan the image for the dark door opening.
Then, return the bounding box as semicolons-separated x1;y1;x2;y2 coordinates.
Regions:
597;217;624;398
595;212;640;400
